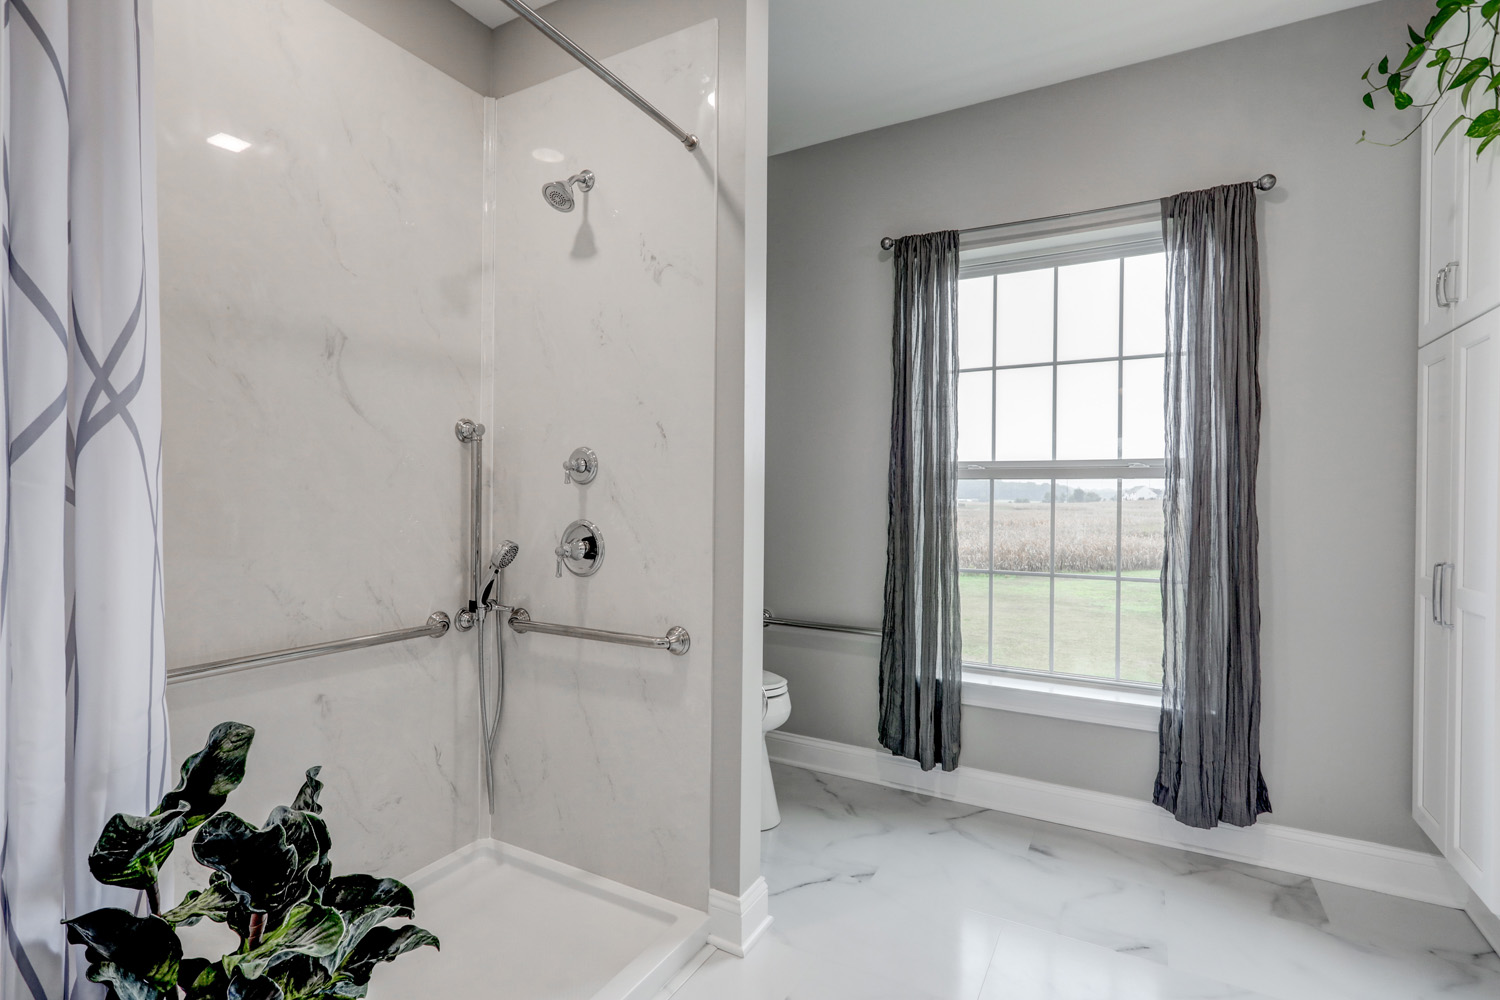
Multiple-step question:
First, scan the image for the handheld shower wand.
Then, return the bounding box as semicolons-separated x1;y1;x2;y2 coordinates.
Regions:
479;540;520;814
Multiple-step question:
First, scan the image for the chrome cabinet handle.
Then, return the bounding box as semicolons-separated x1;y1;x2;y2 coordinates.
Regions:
1443;562;1456;629
1446;261;1461;306
1433;563;1442;624
1438;266;1450;308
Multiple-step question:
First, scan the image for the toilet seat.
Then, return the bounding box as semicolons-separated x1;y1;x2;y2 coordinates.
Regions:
762;670;788;698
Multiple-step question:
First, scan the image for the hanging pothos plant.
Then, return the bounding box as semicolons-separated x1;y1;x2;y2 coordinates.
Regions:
63;722;439;1000
1362;0;1500;154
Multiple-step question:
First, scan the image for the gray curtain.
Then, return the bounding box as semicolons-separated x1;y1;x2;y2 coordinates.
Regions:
1154;183;1271;829
879;231;962;772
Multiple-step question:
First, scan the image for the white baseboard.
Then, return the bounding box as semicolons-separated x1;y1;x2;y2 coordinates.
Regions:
1467;891;1500;953
767;732;1468;909
706;877;772;958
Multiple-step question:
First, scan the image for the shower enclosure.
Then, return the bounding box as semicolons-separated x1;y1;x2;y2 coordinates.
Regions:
156;0;725;995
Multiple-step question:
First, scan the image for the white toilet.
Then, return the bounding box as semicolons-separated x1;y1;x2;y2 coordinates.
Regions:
761;670;792;830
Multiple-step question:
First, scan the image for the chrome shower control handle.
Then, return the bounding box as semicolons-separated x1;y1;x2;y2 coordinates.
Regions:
562;447;599;485
555;519;605;578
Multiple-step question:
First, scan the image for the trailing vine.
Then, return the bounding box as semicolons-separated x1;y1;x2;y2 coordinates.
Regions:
1362;0;1500;153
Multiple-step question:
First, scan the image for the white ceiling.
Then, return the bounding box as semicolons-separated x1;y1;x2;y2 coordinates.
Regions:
770;0;1383;154
451;0;559;28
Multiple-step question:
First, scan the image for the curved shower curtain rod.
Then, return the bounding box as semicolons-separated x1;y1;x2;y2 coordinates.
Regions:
497;0;700;152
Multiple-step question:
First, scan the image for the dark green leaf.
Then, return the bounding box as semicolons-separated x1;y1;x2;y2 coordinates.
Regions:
162;880;239;927
1486;0;1500;17
1450;57;1491;90
1396;90;1415;110
1364;91;1377;109
1388;72;1405;95
333;924;439;988
193;812;301;916
1379;55;1391;74
1468;108;1500;136
180;958;229;1000
1401;44;1428;71
64;908;182;1000
1479;132;1499;155
1427;6;1462;39
88;806;191;890
158;721;256;827
268;805;333;902
323;875;414;919
1411;24;1427;45
91;723;257;890
224;903;345;981
264;953;336;999
290;767;324;815
227;971;285;1000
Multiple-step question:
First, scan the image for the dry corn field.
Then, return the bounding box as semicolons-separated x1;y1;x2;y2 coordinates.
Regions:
957;499;1164;575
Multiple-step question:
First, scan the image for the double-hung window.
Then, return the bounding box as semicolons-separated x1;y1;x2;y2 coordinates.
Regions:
955;211;1167;695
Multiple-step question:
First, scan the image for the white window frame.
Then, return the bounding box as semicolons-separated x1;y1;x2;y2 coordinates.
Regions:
955;208;1167;728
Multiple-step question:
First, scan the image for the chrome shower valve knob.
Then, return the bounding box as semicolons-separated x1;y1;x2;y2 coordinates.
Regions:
555;519;604;578
562;446;598;485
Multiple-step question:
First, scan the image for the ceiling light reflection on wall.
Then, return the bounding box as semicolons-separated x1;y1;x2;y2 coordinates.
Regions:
206;133;251;153
532;148;565;163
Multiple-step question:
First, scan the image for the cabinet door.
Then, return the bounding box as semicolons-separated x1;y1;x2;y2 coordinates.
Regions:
1414;334;1454;848
1449;312;1498;906
1421;90;1468;347
1460;123;1500;328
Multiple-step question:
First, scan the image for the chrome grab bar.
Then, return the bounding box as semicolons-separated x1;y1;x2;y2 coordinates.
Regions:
507;607;690;655
168;612;452;684
1433;563;1442;625
762;609;881;638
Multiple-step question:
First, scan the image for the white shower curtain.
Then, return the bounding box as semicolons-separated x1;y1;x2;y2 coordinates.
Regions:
1;3;170;999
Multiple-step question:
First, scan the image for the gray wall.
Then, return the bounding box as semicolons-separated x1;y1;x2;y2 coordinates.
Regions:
491;0;770;899
766;0;1432;853
323;0;492;94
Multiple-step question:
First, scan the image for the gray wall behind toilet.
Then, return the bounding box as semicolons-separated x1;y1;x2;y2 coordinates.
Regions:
764;0;1433;855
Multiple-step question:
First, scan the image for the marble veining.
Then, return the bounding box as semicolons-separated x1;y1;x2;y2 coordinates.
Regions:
156;0;485;879
664;765;1500;999
487;21;719;910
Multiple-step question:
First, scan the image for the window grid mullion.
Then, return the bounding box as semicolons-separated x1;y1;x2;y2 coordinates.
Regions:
1048;266;1059;676
1116;258;1125;682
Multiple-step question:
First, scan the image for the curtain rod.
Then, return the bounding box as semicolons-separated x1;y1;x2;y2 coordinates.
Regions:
877;174;1277;251
497;0;699;151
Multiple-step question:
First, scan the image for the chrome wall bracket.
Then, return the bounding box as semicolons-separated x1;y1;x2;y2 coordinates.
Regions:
555;519;604;577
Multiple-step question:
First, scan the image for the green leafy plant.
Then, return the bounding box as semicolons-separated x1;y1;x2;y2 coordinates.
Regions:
1362;0;1500;155
63;722;438;1000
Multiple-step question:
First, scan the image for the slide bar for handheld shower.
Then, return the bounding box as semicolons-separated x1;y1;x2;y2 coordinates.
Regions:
496;0;699;152
167;612;452;683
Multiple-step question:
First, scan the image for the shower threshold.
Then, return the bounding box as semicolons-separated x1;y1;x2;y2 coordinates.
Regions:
371;839;710;1000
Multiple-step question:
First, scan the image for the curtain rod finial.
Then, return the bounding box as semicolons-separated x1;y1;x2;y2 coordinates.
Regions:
1255;174;1277;191
880;236;896;251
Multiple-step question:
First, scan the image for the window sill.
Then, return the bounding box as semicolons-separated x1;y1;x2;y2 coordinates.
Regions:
960;669;1161;732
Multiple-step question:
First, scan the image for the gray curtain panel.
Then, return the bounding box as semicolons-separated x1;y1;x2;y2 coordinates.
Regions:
879;231;963;772
1154;183;1272;829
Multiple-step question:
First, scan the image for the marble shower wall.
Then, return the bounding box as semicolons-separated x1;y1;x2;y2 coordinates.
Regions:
488;21;720;909
156;0;485;878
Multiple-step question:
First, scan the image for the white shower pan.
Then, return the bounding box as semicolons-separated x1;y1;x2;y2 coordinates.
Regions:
371;840;709;1000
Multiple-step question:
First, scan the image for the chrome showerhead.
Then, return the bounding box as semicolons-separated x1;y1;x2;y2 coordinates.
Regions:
542;170;595;212
491;540;520;572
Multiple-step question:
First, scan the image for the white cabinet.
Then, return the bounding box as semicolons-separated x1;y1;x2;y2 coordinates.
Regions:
1419;90;1468;346
1414;334;1453;847
1413;311;1500;912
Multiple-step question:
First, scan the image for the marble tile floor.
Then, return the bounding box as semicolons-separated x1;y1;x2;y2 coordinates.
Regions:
664;764;1500;1000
